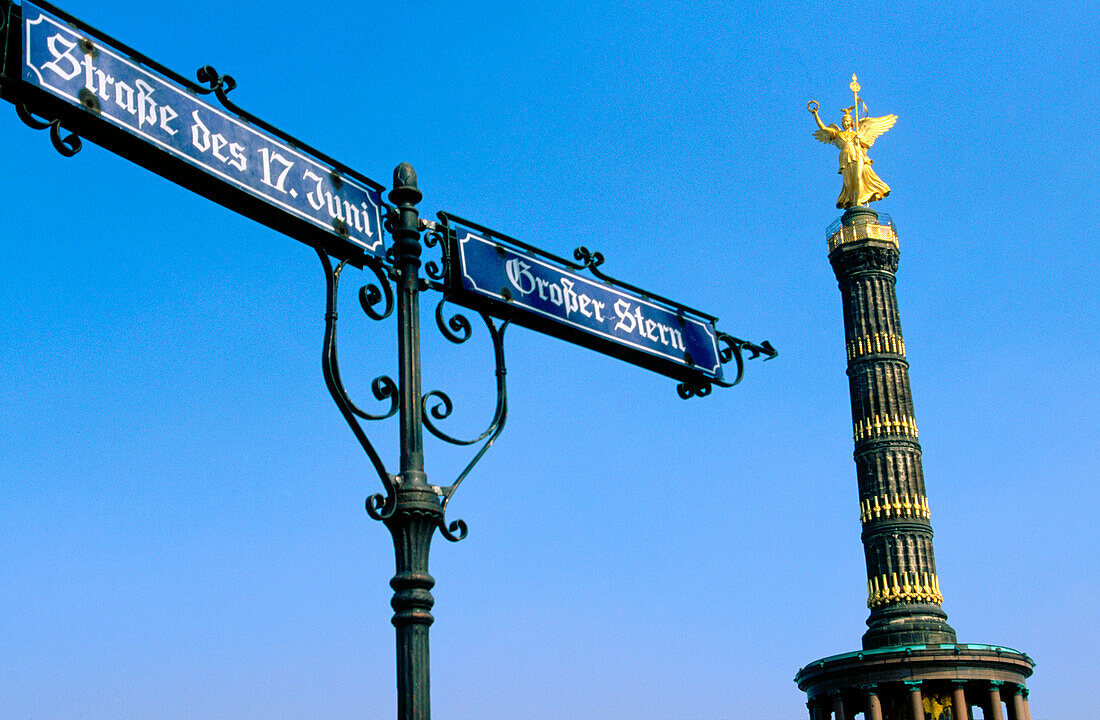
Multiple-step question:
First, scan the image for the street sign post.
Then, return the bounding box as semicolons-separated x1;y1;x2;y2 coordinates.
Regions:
4;0;385;264
0;2;777;718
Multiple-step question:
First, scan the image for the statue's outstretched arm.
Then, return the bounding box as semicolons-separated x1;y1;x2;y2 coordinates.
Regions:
808;101;841;144
807;100;827;130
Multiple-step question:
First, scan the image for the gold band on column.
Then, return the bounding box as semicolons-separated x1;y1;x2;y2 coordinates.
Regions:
867;572;943;607
854;413;918;442
860;492;930;523
848;332;906;360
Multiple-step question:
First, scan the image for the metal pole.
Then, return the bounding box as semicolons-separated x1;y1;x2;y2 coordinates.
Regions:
385;162;440;720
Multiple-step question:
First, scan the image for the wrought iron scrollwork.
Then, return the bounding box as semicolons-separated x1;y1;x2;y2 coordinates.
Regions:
573;245;605;272
195;65;237;105
438;516;469;543
317;249;398;518
422;226;447;283
676;381;713;400
358;261;394;321
317;245;509;539
423;297;510;543
571;245;719;324
677;332;777;398
434;297;472;344
16;103;82;157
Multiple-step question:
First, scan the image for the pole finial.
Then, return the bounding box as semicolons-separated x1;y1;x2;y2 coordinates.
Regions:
390;162;422;207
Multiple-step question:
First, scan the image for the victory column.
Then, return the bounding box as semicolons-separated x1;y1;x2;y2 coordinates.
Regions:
794;76;1036;720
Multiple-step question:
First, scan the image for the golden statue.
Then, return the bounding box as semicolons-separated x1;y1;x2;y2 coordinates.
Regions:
922;693;953;720
808;74;897;209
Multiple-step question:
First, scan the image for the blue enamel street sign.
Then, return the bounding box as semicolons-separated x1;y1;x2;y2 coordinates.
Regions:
446;225;724;384
15;1;384;262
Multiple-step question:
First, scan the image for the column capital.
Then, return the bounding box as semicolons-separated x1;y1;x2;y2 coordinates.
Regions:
1012;684;1026;696
904;680;923;689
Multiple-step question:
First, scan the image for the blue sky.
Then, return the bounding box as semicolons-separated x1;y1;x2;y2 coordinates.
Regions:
1;1;1096;719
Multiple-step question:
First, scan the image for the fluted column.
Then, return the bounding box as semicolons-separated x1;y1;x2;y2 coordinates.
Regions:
829;207;956;649
386;496;439;719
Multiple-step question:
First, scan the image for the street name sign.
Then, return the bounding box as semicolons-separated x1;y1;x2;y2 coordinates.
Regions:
5;0;384;264
442;219;724;384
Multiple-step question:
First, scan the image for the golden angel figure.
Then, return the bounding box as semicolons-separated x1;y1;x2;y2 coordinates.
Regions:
808;100;897;209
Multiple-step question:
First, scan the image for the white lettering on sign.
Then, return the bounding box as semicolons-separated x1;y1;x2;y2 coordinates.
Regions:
612;299;685;351
505;258;535;294
190;110;247;171
505;258;607;322
258;147;294;194
39;32;184;138
503;255;689;352
25;10;384;255
303;169;375;237
41;32;81;80
460;233;722;377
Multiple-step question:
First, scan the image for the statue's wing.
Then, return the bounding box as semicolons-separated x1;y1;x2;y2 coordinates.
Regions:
813;124;841;144
857;114;897;148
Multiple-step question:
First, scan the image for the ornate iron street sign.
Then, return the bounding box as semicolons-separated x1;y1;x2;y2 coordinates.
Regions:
0;0;780;713
439;215;728;385
5;0;384;263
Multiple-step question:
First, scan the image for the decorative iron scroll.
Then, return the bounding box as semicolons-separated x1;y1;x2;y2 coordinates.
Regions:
677;332;778;398
190;62;381;198
422;298;509;542
15;101;81;156
317;249;399;519
316;231;510;541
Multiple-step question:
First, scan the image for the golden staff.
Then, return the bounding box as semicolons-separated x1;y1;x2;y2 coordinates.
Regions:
850;73;861;133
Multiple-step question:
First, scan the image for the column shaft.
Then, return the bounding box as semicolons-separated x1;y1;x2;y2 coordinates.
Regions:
867;690;884;720
1011;688;1027;720
833;693;848;720
988;687;1005;720
909;684;924;720
830;215;956;649
952;684;968;720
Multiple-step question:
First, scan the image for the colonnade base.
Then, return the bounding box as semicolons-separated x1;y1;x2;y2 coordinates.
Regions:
795;645;1033;720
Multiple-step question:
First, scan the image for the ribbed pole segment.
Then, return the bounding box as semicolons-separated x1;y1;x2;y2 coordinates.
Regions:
828;207;956;649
